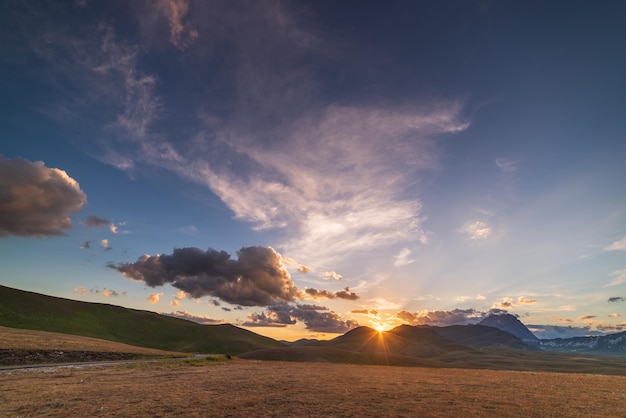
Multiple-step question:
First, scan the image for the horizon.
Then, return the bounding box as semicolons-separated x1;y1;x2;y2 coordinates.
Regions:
1;1;625;342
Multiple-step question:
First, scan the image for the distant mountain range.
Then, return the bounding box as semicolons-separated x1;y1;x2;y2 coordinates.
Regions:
1;284;625;366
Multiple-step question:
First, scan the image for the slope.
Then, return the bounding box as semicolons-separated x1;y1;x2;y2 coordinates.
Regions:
0;285;283;354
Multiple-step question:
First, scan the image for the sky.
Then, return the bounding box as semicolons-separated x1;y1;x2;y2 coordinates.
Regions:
1;0;625;341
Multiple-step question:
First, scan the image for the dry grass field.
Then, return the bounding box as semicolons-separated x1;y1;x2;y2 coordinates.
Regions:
2;359;625;417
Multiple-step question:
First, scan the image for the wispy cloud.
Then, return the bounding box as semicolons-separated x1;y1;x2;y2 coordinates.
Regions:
604;236;626;251
158;0;198;50
492;296;537;309
461;220;492;240
162;310;223;324
603;269;626;288
73;286;126;297
495;158;522;173
393;248;415;267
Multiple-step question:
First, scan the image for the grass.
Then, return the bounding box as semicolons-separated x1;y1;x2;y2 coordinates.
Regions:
0;285;283;354
1;360;625;417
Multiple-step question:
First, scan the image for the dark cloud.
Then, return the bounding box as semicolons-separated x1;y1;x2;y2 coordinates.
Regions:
111;246;300;306
297;304;328;311
0;156;86;237
579;315;596;320
244;303;359;333
305;287;359;301
608;296;625;303
111;245;355;307
80;241;91;249
162;311;224;325
396;308;494;326
81;215;111;228
351;309;379;316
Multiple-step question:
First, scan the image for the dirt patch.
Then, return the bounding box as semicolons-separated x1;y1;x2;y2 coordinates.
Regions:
0;349;144;365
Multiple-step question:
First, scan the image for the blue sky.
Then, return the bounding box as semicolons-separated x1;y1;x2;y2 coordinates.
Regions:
1;0;625;340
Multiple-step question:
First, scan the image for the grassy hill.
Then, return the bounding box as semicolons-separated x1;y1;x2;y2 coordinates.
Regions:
0;285;283;355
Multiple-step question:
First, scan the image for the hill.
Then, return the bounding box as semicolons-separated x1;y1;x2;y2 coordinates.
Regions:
0;285;283;355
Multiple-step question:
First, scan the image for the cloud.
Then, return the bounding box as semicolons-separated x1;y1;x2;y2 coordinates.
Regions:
604;237;626;251
80;241;91;250
456;294;487;302
14;2;468;270
527;325;604;339
393;248;415;267
297;265;310;273
396;308;493;326
170;290;186;307
73;286;125;297
351;309;379;316
495;158;522;173
100;239;112;251
176;225;198;235
461;220;492;240
111;245;354;307
608;296;625;303
603;269;626;287
492;296;537;309
608;313;621;318
158;0;198;50
305;287;359;301
244;303;358;333
80;215;118;234
161;310;224;325
579;315;596;320
0;156;86;237
323;271;343;281
147;292;164;304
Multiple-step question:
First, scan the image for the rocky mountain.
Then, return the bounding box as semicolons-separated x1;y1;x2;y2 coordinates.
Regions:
540;332;626;355
479;313;540;343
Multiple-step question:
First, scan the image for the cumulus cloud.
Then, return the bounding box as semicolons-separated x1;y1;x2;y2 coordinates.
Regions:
305;287;359;301
461;220;491;240
608;296;625;303
110;245;356;307
244;303;358;333
393;248;414;267
396;308;494;327
604;237;626;251
0;156;86;237
603;269;626;287
161;310;224;325
100;239;112;251
147;292;163;304
170;290;186;307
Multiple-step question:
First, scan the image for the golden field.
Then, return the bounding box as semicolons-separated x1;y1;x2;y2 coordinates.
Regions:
2;359;625;417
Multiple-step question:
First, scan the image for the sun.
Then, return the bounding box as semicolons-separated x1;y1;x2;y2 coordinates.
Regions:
373;323;387;333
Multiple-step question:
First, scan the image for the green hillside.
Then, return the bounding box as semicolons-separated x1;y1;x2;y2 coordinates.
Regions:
0;285;283;355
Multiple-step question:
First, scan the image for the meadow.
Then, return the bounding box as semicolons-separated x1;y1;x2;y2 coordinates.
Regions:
2;359;625;417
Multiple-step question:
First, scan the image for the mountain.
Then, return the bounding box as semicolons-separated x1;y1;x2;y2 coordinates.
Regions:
0;284;283;354
431;324;536;350
540;332;626;355
479;313;539;343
